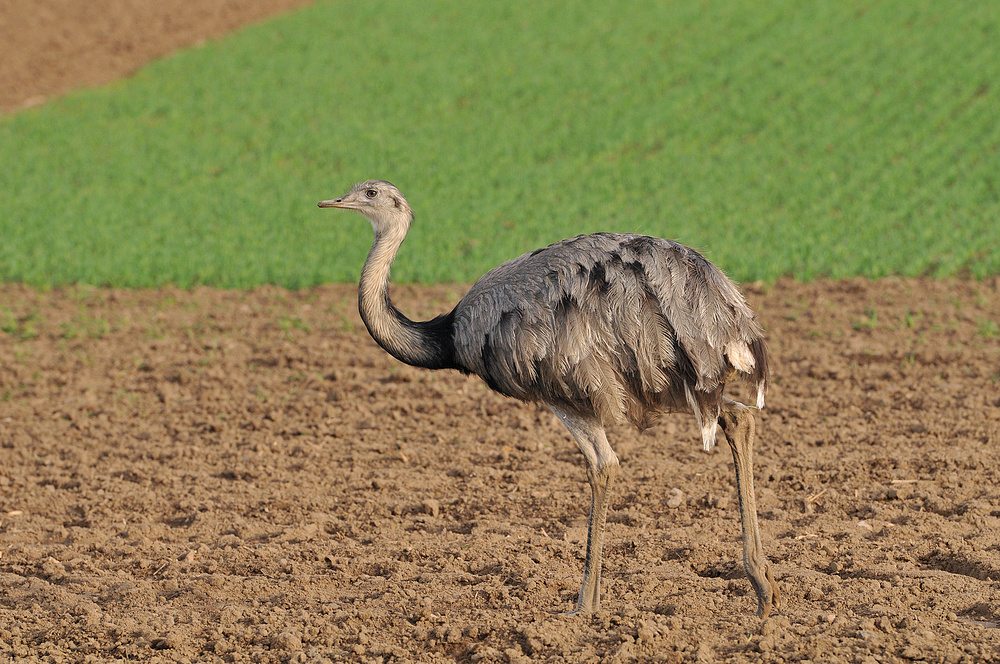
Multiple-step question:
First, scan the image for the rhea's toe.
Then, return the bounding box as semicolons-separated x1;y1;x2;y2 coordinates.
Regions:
754;565;780;620
566;601;597;616
767;565;781;611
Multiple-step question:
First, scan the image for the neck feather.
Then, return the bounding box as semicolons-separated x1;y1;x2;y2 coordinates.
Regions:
358;224;455;370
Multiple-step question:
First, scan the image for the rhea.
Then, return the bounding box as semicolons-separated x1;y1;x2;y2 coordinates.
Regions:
319;180;780;618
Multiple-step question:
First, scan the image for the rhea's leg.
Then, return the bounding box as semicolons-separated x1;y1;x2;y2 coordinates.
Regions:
550;407;619;614
719;398;780;619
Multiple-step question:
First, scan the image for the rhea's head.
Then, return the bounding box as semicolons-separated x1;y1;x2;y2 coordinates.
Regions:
318;180;413;237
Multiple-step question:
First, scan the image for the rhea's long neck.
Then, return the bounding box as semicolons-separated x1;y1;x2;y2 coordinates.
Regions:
358;224;455;370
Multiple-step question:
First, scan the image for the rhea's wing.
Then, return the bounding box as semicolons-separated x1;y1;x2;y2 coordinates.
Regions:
632;236;767;393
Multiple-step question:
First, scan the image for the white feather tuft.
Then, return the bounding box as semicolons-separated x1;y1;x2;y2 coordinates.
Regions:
701;419;718;452
726;340;756;373
686;383;719;451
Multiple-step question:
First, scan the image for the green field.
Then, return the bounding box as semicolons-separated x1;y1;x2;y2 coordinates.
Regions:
1;0;997;288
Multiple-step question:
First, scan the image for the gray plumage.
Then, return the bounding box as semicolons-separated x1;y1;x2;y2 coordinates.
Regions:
319;180;780;618
454;232;768;448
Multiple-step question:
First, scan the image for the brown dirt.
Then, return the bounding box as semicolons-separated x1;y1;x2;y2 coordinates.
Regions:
0;0;316;113
3;3;1000;662
2;278;1000;663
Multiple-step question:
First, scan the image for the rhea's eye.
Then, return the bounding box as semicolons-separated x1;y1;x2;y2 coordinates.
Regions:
365;189;378;199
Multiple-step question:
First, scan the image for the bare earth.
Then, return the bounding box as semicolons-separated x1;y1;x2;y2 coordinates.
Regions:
2;3;1000;663
0;0;316;113
2;279;999;663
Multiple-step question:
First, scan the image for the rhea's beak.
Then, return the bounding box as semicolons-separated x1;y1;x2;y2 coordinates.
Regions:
317;197;352;209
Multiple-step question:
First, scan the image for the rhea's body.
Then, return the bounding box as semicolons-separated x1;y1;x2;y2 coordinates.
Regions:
450;232;767;446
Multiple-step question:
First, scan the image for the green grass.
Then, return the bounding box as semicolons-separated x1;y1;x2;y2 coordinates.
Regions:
1;0;998;287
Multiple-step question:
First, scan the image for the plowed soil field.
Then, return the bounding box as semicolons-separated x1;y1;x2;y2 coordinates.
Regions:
3;3;1000;663
2;279;1000;663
